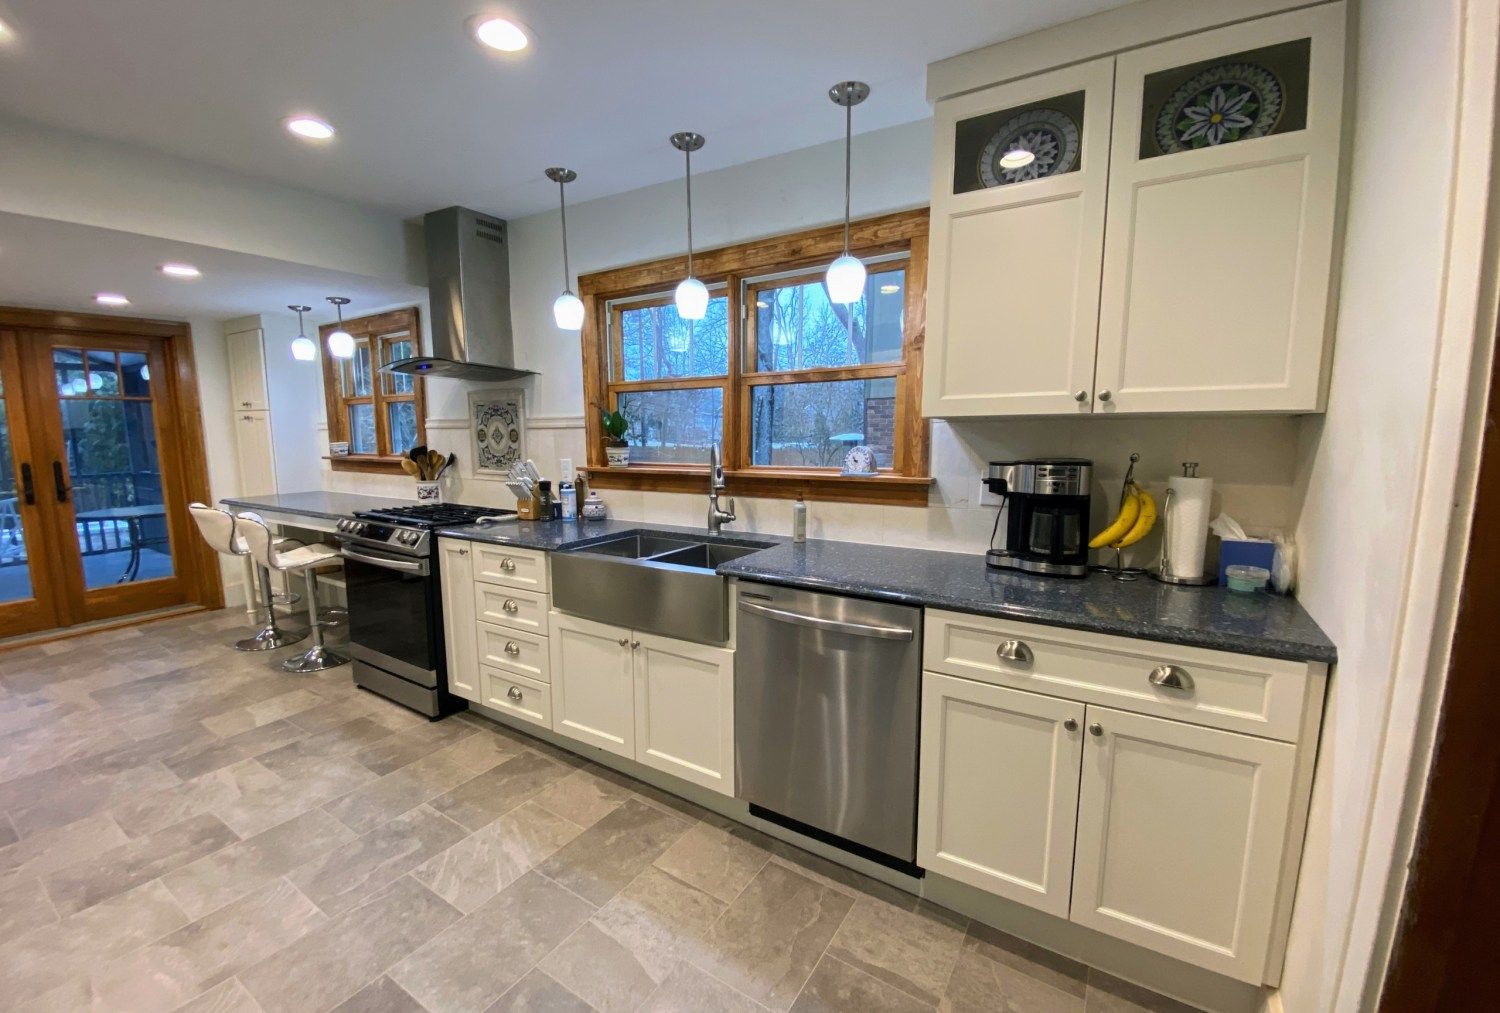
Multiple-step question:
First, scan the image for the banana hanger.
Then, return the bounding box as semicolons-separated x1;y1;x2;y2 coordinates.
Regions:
1094;452;1148;581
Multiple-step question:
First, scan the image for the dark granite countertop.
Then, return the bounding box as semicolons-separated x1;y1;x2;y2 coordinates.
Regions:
437;521;1335;664
220;490;418;521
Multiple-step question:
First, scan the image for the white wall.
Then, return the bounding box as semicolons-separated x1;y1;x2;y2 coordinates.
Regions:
1280;1;1465;1009
184;315;244;601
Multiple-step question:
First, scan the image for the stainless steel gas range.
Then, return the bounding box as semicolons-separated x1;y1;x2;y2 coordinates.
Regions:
335;503;513;718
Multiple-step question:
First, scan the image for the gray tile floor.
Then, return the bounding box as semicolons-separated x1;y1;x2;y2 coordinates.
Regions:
0;609;1202;1012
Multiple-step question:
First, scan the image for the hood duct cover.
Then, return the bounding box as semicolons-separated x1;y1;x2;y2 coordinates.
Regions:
382;206;536;382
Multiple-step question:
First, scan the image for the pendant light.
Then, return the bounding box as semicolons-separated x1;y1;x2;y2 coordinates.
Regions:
326;296;354;358
825;81;870;305
288;304;317;361
670;131;709;321
545;167;585;331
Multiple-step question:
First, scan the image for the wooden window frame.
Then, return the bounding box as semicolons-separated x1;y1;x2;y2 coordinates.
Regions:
581;208;931;507
319;307;426;474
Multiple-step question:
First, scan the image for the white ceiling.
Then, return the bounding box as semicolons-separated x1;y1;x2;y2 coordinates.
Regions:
0;212;425;322
0;0;1124;219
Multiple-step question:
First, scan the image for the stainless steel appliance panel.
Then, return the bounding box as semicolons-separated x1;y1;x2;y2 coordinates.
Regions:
734;583;921;861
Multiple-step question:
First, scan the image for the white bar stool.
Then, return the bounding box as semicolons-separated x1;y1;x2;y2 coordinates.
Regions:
236;512;349;673
188;503;306;652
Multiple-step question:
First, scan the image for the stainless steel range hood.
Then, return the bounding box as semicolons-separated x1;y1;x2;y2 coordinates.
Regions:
381;206;536;383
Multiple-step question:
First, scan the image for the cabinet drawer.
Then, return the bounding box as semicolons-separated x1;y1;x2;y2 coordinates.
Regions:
474;583;549;635
481;666;551;730
924;610;1311;741
477;623;549;684
473;544;548;592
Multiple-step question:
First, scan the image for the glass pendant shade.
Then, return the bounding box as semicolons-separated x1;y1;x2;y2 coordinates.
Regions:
675;277;709;320
290;336;317;361
328;329;354;358
825;254;867;305
553;291;584;330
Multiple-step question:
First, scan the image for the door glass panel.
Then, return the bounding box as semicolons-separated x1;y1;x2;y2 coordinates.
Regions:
0;379;34;604
87;350;121;395
752;266;905;372
750;378;897;469
120;352;151;396
60;395;173;589
348;404;376;454
53;349;86;395
615;388;723;464
953;91;1085;194
1141;38;1311;158
386;401;418;455
382;333;415;394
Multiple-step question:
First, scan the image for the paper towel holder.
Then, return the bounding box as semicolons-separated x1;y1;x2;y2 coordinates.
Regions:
1151;464;1215;586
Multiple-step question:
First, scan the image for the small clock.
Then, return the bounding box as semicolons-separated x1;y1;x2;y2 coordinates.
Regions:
841;445;878;476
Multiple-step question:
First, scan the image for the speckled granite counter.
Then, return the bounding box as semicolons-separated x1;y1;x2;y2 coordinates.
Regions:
436;521;1335;664
221;490;418;521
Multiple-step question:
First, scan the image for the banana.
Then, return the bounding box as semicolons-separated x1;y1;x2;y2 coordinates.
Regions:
1111;485;1157;548
1089;486;1141;549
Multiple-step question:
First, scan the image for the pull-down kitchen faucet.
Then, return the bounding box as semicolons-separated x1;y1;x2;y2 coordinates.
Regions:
708;444;735;533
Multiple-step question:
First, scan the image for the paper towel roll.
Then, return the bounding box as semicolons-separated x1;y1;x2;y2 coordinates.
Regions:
1163;476;1213;580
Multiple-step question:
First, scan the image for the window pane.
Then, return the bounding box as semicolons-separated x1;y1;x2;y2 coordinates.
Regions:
953;91;1085;193
344;340;373;397
1141;38;1310;158
120;352;151;396
87;350;121;396
754;269;905;372
0;393;34;603
53;349;86;396
387;401;418;455
616;388;724;465
750;379;897;469
348;404;376;454
383;333;415;394
617;297;729;381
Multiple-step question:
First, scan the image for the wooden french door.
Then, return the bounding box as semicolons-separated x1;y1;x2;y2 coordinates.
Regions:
0;310;220;638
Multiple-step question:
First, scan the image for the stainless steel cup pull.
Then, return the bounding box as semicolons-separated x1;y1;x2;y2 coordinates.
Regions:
504;641;520;656
506;686;523;701
996;640;1034;664
500;558;517;572
502;599;520;614
1149;664;1194;692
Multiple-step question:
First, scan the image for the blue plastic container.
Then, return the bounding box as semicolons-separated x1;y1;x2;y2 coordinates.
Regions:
1219;539;1277;587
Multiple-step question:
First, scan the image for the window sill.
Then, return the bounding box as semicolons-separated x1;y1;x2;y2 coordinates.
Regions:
585;465;933;507
324;455;411;475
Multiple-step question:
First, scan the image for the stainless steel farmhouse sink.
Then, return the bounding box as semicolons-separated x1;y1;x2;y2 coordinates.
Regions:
549;530;774;645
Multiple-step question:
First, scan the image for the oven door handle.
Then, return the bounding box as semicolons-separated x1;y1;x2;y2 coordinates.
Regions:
339;546;428;575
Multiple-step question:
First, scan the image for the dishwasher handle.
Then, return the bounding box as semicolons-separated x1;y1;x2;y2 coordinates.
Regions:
738;599;914;641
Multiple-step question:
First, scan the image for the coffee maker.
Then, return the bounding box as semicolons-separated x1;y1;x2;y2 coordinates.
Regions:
985;459;1093;577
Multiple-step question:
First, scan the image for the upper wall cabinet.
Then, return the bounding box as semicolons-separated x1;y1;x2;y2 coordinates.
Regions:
926;58;1115;416
924;2;1346;417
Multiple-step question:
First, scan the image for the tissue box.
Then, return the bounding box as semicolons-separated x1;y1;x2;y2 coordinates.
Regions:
1219;539;1277;587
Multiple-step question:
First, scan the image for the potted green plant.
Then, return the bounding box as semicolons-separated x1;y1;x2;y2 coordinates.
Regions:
600;406;631;466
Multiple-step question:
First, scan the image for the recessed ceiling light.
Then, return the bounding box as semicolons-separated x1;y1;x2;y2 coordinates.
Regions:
472;16;530;52
160;262;201;279
999;148;1036;170
284;115;335;141
95;293;130;307
0;18;14;43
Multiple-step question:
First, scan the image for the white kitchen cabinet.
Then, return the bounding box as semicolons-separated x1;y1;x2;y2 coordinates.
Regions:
1071;704;1297;981
1093;4;1346;413
226;327;270;412
548;610;636;759
923;3;1345;417
918;673;1084;917
437;538;481;703
632;631;735;794
232;411;276;498
925;58;1115;416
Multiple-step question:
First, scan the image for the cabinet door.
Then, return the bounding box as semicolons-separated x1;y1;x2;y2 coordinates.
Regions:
1071;705;1296;982
925;57;1114;417
632;631;735;796
1094;4;1346;413
225;328;270;412
232;412;277;498
548;610;634;758
437;539;480;702
917;673;1084;917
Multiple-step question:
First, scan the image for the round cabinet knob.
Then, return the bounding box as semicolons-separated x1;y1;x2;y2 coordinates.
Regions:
457;548;468;556
504;641;520;656
501;558;516;572
1098;389;1113;402
506;686;523;701
1073;390;1088;402
1064;718;1078;732
617;637;629;646
631;640;641;649
1089;722;1103;737
502;599;519;614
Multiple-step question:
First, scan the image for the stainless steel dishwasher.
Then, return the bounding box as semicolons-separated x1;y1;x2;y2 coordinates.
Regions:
735;582;922;866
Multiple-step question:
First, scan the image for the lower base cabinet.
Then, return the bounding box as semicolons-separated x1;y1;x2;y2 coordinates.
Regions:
549;610;735;795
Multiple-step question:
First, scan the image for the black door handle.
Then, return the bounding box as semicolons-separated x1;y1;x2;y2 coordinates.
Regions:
52;461;69;502
19;463;35;505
